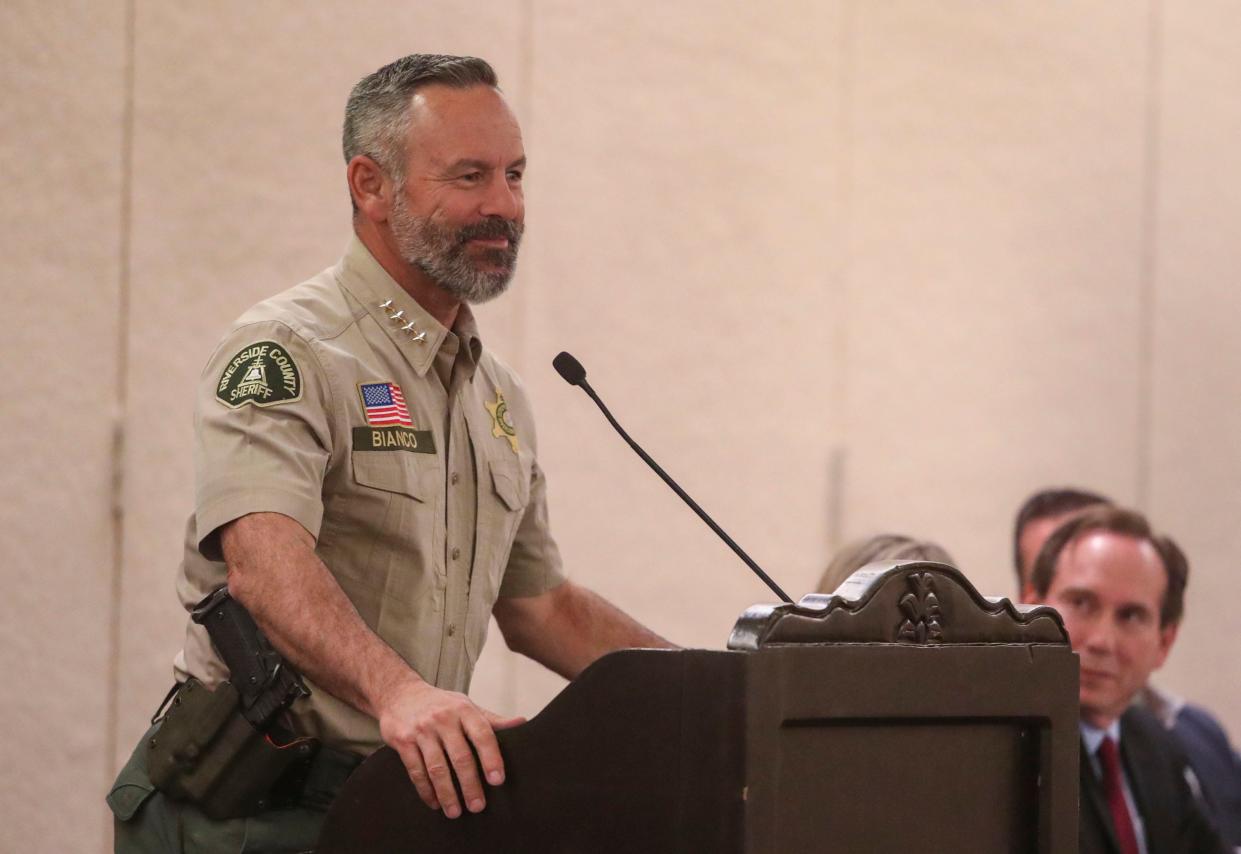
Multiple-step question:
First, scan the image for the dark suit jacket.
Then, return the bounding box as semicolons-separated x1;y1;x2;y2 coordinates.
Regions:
1079;707;1228;854
1172;703;1241;847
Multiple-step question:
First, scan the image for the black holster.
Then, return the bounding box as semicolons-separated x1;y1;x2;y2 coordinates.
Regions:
146;678;319;819
145;586;354;819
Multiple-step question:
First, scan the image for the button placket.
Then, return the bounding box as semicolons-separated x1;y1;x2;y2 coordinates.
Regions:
437;383;475;687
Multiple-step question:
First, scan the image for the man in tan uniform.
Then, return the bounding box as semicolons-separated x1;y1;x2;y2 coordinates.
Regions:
110;53;672;852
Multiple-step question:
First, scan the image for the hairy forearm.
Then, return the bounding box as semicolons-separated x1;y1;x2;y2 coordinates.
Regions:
221;512;526;818
495;582;676;680
220;512;416;718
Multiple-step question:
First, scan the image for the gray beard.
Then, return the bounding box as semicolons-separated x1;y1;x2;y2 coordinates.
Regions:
389;196;523;304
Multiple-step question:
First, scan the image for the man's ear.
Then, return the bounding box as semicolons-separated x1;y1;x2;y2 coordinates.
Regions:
1153;621;1179;669
347;155;392;223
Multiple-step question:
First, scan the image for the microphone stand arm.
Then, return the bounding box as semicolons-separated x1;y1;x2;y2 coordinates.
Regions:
579;380;794;604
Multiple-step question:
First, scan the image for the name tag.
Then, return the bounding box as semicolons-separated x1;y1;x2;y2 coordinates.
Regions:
352;426;437;454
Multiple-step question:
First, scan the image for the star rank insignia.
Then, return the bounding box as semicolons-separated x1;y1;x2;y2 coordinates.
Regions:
379;300;427;343
485;388;519;453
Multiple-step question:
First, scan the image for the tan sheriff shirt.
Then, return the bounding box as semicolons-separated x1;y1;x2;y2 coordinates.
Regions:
172;235;565;754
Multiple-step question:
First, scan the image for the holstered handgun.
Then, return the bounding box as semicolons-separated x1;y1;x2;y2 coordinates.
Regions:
146;586;319;819
190;585;310;729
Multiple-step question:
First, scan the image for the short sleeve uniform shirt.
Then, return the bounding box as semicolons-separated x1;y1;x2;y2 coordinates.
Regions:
172;235;565;754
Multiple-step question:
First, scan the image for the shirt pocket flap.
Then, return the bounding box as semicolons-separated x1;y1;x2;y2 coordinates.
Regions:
352;451;428;502
489;456;530;512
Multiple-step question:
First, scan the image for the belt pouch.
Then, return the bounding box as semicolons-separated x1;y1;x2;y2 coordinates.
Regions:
146;678;318;820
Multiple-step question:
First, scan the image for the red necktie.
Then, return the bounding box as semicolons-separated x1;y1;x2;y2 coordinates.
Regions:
1098;736;1141;854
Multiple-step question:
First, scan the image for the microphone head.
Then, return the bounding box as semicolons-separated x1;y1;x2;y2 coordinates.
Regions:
553;351;587;386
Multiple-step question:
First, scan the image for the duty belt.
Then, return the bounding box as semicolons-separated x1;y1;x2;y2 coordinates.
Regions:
148;679;363;819
269;736;363;812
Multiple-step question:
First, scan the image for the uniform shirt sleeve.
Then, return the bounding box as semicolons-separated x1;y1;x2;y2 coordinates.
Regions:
497;457;566;598
194;321;334;560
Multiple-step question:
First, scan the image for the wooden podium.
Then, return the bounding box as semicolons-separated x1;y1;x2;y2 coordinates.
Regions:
315;563;1079;853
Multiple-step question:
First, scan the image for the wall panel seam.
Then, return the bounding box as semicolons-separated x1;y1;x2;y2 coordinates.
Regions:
104;0;137;827
828;0;858;551
507;0;538;715
1135;0;1163;511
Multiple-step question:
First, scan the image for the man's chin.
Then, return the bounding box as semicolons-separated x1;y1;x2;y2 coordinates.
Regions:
462;277;512;305
437;271;513;305
1079;694;1126;727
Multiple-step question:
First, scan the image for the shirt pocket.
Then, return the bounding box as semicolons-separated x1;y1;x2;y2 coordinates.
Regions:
488;452;531;513
350;450;431;501
319;451;440;633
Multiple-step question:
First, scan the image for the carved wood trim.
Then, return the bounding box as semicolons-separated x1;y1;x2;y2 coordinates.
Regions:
727;561;1067;650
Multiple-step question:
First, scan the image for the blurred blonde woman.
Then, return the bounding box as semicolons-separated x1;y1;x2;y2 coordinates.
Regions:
816;534;954;594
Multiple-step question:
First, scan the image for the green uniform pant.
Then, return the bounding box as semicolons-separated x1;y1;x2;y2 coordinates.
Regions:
108;725;326;854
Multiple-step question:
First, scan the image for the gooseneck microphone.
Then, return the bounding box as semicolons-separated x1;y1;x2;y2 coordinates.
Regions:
553;351;793;604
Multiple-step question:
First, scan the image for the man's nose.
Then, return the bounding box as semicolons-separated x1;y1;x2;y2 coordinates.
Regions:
1080;617;1118;656
480;174;521;220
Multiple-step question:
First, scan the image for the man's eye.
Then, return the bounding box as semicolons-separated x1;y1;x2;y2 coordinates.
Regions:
459;172;483;184
506;170;523;182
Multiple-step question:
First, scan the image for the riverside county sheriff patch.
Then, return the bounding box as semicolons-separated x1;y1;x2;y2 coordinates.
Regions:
215;341;302;408
485;388;519;453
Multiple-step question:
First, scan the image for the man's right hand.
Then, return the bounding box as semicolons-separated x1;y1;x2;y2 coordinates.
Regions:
220;513;527;817
377;679;526;818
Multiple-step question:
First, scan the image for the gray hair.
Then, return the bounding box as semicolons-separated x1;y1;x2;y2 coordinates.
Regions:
342;54;498;200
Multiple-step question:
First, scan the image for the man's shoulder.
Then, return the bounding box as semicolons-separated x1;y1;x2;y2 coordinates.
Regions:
1120;706;1229;852
200;263;366;395
1174;703;1236;750
478;347;524;389
1122;705;1187;764
476;348;536;413
230;264;362;345
1120;706;1200;811
1123;704;1170;738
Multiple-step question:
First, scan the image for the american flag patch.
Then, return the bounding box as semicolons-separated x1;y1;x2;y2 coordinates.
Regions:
359;382;413;427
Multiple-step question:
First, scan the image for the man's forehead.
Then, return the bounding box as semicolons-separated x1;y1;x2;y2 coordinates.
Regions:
1056;531;1167;604
406;84;522;146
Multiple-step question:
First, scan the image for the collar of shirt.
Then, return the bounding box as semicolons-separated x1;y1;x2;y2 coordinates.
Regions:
334;234;484;380
1080;716;1151;854
1080;718;1123;759
1081;718;1124;783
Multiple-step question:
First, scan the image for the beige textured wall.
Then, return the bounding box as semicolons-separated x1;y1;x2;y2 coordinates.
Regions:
1;2;127;850
1147;0;1241;724
2;3;1239;851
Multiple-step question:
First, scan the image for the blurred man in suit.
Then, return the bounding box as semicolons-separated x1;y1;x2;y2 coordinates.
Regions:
1016;488;1241;849
1026;505;1226;854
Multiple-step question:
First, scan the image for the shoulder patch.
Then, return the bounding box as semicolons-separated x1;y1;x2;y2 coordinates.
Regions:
215;341;302;408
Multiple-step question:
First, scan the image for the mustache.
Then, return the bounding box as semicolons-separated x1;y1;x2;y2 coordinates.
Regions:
456;217;523;246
